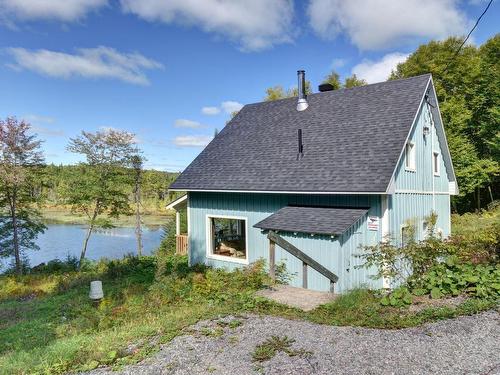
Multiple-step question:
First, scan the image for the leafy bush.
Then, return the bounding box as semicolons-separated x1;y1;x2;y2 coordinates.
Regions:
447;229;499;264
360;209;499;304
30;255;79;274
361;209;499;279
0;273;61;300
359;215;451;286
380;286;413;307
411;256;500;299
191;259;270;306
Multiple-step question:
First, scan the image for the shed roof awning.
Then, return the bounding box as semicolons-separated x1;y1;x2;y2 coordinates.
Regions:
254;206;369;236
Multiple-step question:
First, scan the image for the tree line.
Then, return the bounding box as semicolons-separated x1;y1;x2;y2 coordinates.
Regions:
263;35;499;213
0;122;180;274
39;164;178;209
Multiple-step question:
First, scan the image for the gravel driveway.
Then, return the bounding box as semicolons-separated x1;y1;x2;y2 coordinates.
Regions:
86;310;500;375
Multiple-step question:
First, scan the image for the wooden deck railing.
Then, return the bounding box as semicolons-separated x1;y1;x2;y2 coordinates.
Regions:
268;230;338;293
176;234;188;255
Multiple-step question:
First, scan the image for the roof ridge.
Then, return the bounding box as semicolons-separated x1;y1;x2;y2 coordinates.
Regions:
245;73;432;108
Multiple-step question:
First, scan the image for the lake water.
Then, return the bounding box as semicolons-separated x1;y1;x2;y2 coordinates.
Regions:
6;224;164;270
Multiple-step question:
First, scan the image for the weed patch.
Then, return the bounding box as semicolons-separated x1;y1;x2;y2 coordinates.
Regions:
252;335;311;362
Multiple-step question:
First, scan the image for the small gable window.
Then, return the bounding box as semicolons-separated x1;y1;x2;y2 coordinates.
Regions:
405;142;416;171
433;151;440;176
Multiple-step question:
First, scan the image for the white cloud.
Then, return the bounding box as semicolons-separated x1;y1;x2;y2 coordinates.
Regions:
6;46;163;85
352;52;409;83
201;106;221;115
22;114;63;137
0;0;107;22
331;58;346;69
32;126;65;137
221;101;243;114
307;0;469;50
173;135;213;147
23;114;55;124
174;119;204;128
120;0;295;51
201;101;243;116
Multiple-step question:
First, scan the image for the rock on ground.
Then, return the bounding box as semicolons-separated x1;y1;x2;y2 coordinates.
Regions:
85;310;500;375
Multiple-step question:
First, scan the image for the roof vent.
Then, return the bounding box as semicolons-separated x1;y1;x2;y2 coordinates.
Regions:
296;70;308;111
297;128;304;159
318;83;334;92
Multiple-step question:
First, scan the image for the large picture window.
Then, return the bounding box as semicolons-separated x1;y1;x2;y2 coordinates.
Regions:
206;215;248;263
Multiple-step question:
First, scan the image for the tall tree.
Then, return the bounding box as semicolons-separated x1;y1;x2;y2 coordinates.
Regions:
65;129;137;268
131;154;144;256
344;74;367;88
0;117;46;274
264;81;312;101
390;35;499;211
322;71;342;90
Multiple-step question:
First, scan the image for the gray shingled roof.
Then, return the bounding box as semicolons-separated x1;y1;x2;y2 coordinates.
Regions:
254;206;369;235
170;74;431;192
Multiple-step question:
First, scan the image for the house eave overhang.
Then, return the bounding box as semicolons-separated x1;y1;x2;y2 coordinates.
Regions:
168;188;388;195
166;194;187;210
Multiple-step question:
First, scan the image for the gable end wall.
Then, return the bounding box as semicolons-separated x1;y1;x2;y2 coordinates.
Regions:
390;102;452;243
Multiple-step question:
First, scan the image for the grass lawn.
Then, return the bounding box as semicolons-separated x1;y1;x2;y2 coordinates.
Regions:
0;255;496;375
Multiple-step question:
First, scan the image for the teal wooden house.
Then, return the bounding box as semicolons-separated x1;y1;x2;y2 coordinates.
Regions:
169;72;458;293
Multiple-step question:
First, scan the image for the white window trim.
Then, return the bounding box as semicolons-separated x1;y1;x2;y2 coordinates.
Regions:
433;151;440;176
205;214;249;265
422;220;429;240
405;141;416;172
400;223;410;247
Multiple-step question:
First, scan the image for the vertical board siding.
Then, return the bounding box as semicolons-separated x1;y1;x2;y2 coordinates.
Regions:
394;103;451;192
390;193;450;243
189;192;383;292
391;102;452;244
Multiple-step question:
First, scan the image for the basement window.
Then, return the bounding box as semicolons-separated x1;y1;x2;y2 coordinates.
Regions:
206;215;248;263
401;224;414;247
422;220;429;239
433;151;440;176
405;142;416;171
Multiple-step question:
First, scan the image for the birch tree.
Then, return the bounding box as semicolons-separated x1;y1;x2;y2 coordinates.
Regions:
131;154;144;256
65;129;136;268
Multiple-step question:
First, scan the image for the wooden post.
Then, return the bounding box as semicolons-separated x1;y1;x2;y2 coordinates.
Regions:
175;211;180;236
330;280;335;294
302;261;308;289
269;240;276;282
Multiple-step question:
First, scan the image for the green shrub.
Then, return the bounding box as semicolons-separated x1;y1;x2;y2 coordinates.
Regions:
380;286;413;307
0;274;60;300
359;233;451;286
29;255;80;274
411;257;500;299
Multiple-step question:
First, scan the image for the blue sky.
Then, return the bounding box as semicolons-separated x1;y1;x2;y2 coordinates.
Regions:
0;0;498;171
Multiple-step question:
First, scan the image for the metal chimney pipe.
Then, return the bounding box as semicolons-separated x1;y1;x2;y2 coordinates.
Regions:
296;70;308;111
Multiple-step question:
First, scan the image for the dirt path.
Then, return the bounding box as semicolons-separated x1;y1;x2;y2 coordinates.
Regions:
85;310;500;375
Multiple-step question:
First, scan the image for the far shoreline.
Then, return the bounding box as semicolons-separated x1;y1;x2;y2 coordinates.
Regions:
41;207;171;228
